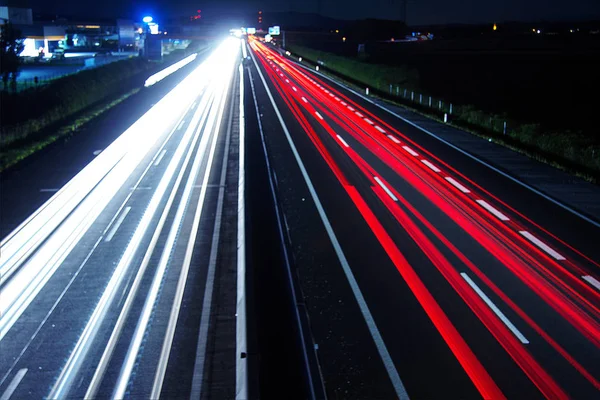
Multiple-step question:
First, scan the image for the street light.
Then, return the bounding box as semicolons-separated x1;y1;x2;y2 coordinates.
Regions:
143;16;153;23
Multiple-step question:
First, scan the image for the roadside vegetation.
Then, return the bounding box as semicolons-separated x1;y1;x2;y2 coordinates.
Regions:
287;44;600;182
0;41;210;171
0;23;24;91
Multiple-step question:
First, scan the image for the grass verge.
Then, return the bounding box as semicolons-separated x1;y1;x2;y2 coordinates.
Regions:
287;44;600;183
0;88;139;172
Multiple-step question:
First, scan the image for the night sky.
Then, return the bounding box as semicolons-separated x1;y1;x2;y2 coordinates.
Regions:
25;0;600;25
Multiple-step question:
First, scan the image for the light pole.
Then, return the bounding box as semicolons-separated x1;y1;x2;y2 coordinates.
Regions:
141;16;152;57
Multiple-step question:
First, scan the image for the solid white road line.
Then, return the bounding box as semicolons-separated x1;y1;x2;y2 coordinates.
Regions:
177;119;185;130
374;177;398;201
364;118;374;125
0;368;27;400
375;125;386;133
402;145;419;157
582;275;600;291
336;135;350;148
104;206;131;242
388;135;401;144
461;273;529;344
235;62;248;400
154;149;167;166
476;200;510;221
519;231;566;260
315;111;324;120
421;159;441;173
445;177;471;193
250;50;409;400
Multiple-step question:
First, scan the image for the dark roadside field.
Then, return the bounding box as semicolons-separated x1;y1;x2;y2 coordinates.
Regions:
285;32;600;180
287;32;600;140
366;36;600;142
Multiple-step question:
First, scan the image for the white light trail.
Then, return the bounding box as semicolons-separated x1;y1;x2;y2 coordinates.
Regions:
144;53;198;87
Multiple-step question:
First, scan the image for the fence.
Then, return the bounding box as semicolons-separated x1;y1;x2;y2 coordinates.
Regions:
373;81;511;136
8;73;76;92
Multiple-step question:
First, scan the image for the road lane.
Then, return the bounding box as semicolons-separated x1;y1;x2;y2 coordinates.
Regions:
0;38;242;399
249;38;600;398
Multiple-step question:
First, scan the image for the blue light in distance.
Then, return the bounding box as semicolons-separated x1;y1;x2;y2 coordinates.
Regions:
143;16;153;23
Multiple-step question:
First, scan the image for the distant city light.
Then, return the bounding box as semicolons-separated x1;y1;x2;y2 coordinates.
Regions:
342;36;346;42
537;29;541;34
335;29;339;33
493;23;497;31
143;16;153;23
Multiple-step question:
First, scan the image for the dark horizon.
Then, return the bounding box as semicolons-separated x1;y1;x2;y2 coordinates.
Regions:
17;0;600;26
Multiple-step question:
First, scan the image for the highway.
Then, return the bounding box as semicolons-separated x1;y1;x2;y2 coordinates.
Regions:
0;38;242;399
246;37;600;399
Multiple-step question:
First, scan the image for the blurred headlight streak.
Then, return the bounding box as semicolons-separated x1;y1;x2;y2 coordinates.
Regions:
46;37;240;399
144;53;198;87
0;38;240;343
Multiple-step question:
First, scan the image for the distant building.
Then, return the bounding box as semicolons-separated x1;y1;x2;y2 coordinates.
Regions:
0;3;33;25
14;12;139;58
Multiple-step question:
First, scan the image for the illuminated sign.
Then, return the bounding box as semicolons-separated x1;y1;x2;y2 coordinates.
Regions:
247;27;256;34
268;26;280;35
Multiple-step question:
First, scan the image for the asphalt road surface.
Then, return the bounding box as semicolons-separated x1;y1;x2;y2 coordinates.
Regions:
0;38;242;399
247;38;600;399
2;35;599;400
